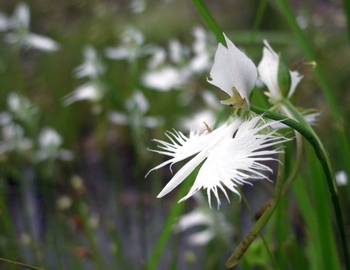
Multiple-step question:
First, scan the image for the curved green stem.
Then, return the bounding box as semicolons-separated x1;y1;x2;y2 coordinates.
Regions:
279;104;303;196
251;103;350;269
225;153;285;268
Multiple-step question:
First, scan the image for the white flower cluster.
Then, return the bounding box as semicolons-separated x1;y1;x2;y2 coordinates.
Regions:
146;34;311;207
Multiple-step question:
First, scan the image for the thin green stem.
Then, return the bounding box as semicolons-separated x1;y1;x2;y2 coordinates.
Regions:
0;257;45;270
225;153;284;268
190;0;225;45
251;104;350;269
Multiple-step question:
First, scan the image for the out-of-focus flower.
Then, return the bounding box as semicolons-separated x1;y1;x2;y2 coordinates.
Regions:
142;66;191;91
105;25;155;62
130;0;146;13
257;40;303;102
0;123;32;154
336;171;348;186
174;194;233;245
208;34;257;108
147;116;289;207
36;127;74;161
109;90;163;128
2;2;59;51
74;45;105;79
189;27;214;73
7;92;38;122
64;46;106;111
63;82;105;106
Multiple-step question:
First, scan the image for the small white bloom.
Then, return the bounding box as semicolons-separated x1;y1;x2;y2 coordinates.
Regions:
258;40;303;101
336;171;348;186
147;116;288;207
74;46;105;79
130;0;146;13
7;92;38;121
63;82;105;106
105;25;155;62
3;2;59;51
109;90;163;128
142;66;189;91
36;127;73;161
208;33;257;107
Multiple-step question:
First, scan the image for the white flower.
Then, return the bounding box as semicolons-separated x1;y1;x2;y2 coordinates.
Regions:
142;66;190;91
173;193;233;245
3;2;59;51
63;82;105;106
36;127;73;161
74;46;105;79
257;40;303;101
109;90;163;128
335;171;348;186
208;33;257;107
105;25;155;62
146;116;288;207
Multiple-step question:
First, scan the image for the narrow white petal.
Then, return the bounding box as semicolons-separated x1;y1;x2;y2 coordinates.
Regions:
257;40;280;100
287;70;303;98
157;149;208;198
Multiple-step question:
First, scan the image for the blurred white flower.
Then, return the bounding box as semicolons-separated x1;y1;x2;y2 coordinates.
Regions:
208;34;257;108
63;81;105;106
189;27;214;73
142;66;190;91
0;123;32;154
168;39;189;64
74;45;105;79
2;2;59;51
105;25;155;62
109;90;163;128
130;0;146;13
36;127;74;161
174;194;233;245
64;46;106;109
258;40;303;101
336;171;348;186
7;92;38;122
147;116;289;207
0;12;9;31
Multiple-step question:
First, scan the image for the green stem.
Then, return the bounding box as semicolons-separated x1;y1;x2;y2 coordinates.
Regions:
251;104;350;269
225;153;285;268
0;257;45;270
190;0;225;45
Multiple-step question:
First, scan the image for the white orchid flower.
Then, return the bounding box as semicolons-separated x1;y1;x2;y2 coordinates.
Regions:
257;40;303;101
208;33;257;108
147;116;289;207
